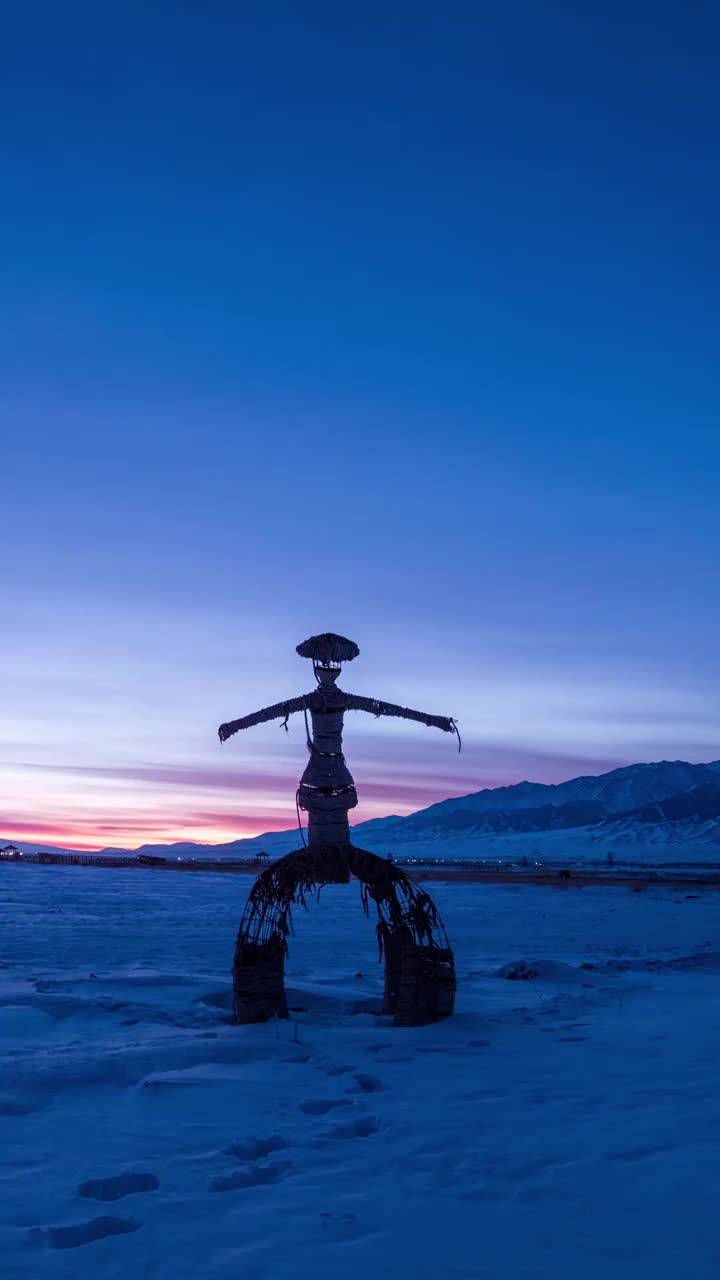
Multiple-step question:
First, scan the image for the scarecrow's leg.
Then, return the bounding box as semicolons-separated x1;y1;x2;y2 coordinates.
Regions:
347;846;457;1026
232;858;297;1024
231;847;351;1023
394;941;457;1027
382;927;413;1015
232;933;288;1023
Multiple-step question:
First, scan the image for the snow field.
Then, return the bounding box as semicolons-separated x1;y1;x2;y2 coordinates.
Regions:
2;866;719;1279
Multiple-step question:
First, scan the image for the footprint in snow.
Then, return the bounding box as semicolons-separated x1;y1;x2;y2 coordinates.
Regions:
300;1098;354;1115
224;1136;288;1161
345;1073;384;1094
608;1143;673;1162
320;1211;373;1243
209;1161;294;1192
327;1115;380;1140
32;1216;141;1250
78;1172;159;1201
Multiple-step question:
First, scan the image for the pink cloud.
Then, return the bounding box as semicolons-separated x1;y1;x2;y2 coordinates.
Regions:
5;744;629;851
0;810;293;851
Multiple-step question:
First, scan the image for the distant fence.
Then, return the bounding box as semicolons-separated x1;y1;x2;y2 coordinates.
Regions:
10;851;270;872
4;848;719;883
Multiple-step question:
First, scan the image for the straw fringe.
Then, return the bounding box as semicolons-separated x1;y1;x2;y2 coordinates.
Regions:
232;846;456;1027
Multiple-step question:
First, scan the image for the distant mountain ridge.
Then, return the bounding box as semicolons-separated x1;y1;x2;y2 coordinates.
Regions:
394;760;720;824
349;759;720;860
5;759;720;865
372;760;720;835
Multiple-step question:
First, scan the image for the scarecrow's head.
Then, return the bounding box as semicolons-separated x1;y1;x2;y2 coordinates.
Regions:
296;632;360;684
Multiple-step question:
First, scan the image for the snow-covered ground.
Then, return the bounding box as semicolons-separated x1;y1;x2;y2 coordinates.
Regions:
2;865;719;1279
353;820;720;865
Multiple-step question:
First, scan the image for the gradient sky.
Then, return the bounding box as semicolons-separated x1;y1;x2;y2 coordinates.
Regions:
2;2;719;849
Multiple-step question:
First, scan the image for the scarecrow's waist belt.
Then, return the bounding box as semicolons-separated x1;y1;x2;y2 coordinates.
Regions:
299;783;356;797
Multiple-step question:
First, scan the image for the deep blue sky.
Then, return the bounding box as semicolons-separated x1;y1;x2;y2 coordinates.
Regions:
2;2;719;847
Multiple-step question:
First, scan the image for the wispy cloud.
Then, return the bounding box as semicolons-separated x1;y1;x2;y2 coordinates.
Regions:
16;761;288;791
1;741;636;850
0;810;284;850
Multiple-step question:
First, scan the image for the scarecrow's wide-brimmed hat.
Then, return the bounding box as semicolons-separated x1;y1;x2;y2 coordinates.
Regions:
296;632;360;664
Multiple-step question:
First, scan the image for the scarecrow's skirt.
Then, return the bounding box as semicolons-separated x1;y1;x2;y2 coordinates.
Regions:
231;845;456;1026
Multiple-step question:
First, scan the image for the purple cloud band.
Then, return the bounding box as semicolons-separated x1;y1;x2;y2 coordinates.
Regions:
6;745;628;849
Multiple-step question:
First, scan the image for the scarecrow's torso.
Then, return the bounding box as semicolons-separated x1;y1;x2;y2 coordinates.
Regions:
298;687;357;801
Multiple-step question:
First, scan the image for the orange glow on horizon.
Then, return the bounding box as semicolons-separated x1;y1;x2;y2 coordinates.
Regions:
2;788;444;851
1;817;295;852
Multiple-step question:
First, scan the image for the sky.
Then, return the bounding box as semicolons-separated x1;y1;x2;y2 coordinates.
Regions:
2;1;719;850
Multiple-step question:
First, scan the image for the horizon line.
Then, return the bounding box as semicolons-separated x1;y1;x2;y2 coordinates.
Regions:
4;753;718;852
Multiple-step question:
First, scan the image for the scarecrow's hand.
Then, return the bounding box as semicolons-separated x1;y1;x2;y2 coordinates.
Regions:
434;716;455;733
218;696;307;743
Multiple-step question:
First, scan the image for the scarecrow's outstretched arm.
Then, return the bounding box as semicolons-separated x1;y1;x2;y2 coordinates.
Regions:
219;696;306;743
345;693;456;736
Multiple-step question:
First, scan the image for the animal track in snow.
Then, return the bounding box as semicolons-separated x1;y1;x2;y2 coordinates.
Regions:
327;1115;379;1139
300;1098;353;1115
456;1088;505;1102
209;1160;294;1192
374;1052;415;1063
225;1136;288;1161
78;1172;159;1201
608;1143;673;1162
346;1073;384;1093
39;1216;141;1249
320;1211;373;1243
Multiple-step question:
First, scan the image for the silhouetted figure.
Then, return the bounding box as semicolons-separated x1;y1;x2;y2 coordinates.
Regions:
219;631;458;847
218;633;458;1027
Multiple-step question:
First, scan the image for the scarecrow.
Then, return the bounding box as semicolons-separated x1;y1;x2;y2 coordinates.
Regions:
219;633;458;1026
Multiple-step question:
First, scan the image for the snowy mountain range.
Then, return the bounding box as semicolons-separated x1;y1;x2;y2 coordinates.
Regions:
348;758;720;863
6;759;720;865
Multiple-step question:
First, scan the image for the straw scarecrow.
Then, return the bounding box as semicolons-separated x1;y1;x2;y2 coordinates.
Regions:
219;633;459;1026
